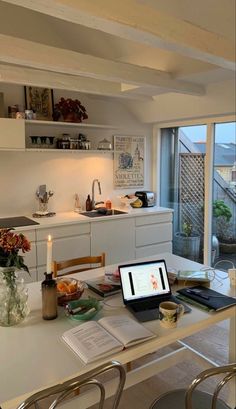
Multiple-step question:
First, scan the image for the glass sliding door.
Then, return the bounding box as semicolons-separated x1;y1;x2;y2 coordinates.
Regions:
213;122;236;269
160;125;207;262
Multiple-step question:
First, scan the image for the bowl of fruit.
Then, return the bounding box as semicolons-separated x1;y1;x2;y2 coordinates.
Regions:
118;194;137;207
56;277;85;306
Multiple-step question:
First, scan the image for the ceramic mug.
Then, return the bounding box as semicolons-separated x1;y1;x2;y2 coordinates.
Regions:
159;301;184;328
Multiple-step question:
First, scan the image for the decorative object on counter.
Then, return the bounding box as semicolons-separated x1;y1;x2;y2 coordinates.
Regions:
86;194;93;211
105;199;112;210
114;135;145;189
42;272;57;320
74;193;82;213
0;228;31;326
35;184;55;216
24;86;54;121
53;97;88;123
97;138;112;150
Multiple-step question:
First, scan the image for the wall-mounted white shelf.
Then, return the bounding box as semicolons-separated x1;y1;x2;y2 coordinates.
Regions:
25;120;119;129
25;148;114;153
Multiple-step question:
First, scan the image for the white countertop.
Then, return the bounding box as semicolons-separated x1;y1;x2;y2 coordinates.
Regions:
4;206;173;231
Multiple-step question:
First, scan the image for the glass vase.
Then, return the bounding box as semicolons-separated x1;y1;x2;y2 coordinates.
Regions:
0;267;29;327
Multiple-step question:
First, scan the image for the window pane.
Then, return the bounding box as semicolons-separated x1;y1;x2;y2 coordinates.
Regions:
160;125;207;263
213;122;236;270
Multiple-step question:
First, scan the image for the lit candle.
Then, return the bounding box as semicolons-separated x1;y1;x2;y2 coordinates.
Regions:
46;235;52;274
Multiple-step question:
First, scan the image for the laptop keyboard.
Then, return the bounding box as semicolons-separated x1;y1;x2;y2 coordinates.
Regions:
131;295;181;313
132;302;157;312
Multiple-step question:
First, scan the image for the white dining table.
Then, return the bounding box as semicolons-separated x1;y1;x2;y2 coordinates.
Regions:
0;252;235;409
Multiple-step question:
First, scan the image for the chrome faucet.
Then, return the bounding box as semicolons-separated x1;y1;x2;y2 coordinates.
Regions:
91;179;104;210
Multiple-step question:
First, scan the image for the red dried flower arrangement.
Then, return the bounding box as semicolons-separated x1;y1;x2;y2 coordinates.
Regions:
0;228;31;272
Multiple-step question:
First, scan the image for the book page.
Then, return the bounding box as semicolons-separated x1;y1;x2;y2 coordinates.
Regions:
98;315;155;347
62;321;123;363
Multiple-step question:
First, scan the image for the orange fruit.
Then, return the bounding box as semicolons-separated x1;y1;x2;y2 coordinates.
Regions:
57;281;69;293
68;283;77;293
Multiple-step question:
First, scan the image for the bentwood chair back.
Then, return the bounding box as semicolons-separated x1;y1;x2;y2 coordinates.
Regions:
17;360;126;409
149;363;236;409
52;253;105;278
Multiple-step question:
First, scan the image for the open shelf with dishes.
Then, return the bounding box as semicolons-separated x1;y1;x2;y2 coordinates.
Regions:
25;119;116;152
0;118;117;152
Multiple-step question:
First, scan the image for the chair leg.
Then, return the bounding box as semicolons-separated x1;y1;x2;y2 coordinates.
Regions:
127;362;132;372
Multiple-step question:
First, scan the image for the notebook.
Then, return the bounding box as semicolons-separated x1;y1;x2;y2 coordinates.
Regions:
118;259;191;322
177;285;236;311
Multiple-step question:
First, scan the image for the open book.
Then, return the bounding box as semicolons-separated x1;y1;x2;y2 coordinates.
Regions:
62;315;155;363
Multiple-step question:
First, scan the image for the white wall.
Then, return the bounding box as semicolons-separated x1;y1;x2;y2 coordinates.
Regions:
0;85;152;216
123;79;236;124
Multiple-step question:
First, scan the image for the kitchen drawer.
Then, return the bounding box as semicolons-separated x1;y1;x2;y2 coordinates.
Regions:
136;222;172;247
135;242;172;259
37;234;91;268
135;213;172;226
36;223;90;240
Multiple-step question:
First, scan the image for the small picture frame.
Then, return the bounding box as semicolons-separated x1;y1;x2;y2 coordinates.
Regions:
24;86;54;121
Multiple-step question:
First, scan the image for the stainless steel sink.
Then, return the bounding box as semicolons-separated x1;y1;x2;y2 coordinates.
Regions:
80;209;127;218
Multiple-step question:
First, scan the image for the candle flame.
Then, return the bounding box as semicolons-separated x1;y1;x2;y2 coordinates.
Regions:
48;235;52;242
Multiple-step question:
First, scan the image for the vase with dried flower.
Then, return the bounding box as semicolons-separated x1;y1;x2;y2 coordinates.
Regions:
0;229;31;326
53;97;88;123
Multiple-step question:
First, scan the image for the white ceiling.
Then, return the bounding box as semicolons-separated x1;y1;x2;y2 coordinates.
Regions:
0;0;235;100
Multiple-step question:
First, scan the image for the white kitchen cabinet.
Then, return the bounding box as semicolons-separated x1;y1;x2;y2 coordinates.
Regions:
0;118;25;150
91;218;135;265
36;223;90;281
135;212;173;259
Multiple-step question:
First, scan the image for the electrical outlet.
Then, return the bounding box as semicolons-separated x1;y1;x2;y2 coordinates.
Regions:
228;268;236;286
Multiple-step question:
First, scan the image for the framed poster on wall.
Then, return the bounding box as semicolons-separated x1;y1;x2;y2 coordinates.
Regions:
113;135;145;189
24;86;54;120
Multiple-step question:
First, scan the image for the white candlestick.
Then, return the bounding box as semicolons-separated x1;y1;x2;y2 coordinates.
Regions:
46;235;52;274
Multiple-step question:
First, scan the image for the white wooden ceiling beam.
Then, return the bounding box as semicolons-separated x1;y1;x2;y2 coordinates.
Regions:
2;0;235;71
0;34;205;95
0;63;153;100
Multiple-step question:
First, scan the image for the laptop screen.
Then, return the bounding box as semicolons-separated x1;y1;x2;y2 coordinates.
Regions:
119;259;171;302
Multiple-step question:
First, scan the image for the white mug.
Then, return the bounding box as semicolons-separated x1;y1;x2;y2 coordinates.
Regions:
159;301;184;328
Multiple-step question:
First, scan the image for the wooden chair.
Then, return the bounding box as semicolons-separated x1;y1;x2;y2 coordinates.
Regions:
17;360;126;409
52;253;105;278
149;363;236;409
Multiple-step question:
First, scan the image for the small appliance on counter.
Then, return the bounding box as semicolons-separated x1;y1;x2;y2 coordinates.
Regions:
134;191;155;207
33;184;56;218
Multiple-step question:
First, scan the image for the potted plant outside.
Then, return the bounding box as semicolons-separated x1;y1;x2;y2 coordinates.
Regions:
53;98;88;123
216;215;236;254
173;222;201;261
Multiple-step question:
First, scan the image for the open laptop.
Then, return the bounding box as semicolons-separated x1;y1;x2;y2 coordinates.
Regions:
118;259;191;322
